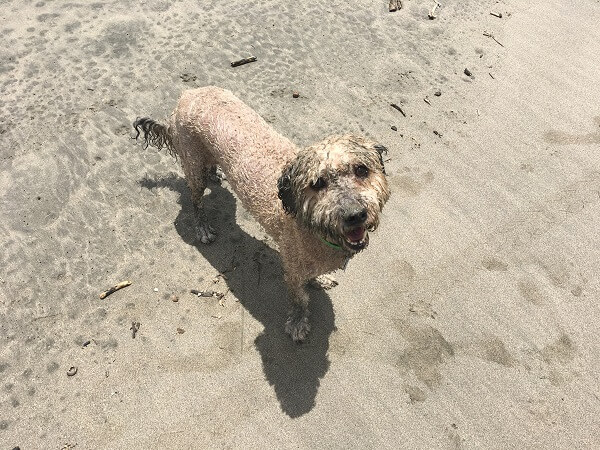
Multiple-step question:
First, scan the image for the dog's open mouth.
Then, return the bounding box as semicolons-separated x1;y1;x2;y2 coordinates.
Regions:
344;226;369;251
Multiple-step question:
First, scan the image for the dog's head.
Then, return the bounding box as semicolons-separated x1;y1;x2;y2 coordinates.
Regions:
278;135;390;253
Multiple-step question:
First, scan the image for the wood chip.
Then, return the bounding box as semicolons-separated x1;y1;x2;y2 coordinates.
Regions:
428;2;440;19
389;0;402;12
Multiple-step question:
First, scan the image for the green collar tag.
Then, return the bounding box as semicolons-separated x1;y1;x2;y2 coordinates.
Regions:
321;237;343;251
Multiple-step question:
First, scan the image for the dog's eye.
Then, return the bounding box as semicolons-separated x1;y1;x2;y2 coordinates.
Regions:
354;165;369;178
311;177;327;190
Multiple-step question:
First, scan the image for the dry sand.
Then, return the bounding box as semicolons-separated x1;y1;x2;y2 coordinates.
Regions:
1;0;600;448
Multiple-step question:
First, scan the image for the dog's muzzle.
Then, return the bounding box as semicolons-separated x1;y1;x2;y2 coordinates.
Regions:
340;204;370;252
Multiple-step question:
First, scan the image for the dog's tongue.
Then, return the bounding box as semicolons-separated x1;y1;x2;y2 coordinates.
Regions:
346;227;365;242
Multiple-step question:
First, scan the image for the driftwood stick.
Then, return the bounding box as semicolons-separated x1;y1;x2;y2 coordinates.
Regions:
231;56;257;67
99;280;132;299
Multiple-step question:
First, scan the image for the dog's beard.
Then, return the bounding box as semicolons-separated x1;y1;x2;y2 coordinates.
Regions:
297;197;380;254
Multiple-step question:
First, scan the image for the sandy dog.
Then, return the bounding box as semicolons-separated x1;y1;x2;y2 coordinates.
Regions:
133;87;390;341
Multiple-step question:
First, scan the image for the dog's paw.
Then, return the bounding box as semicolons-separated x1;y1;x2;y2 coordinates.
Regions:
285;316;311;342
197;223;216;244
310;274;339;290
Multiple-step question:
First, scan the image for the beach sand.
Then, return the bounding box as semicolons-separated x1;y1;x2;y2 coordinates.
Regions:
1;0;599;448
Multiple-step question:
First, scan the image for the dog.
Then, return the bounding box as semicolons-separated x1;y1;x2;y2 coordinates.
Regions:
133;86;390;341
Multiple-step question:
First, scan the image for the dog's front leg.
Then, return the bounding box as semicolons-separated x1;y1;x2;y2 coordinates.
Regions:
284;276;311;342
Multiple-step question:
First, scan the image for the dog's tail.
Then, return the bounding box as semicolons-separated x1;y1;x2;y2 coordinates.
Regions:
132;117;177;160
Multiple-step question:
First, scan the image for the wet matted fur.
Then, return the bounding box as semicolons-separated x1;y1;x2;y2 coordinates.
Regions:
133;86;390;342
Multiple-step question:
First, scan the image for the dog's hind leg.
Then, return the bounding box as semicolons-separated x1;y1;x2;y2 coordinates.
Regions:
181;162;216;244
176;131;217;244
189;168;217;244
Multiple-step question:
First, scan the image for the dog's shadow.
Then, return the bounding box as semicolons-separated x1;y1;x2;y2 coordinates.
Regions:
140;174;334;418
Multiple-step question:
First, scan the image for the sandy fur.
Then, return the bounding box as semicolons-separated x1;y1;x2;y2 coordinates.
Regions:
136;86;390;341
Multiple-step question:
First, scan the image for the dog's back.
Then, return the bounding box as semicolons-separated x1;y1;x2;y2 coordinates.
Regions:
173;87;297;237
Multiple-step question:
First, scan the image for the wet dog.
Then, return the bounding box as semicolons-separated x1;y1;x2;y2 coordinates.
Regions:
134;86;390;341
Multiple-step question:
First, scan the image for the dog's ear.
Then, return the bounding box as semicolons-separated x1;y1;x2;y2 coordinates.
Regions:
278;164;297;215
374;144;388;175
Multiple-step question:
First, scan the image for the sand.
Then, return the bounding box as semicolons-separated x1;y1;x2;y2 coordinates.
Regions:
1;0;600;448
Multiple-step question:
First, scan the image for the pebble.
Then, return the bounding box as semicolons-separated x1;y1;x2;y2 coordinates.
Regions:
292;92;300;98
66;366;77;377
169;294;179;303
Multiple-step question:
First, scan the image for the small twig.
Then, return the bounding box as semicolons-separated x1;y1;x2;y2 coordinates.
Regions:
489;72;495;79
32;313;60;321
428;2;440;19
390;103;406;117
231;56;257;67
130;322;140;339
490;12;503;18
190;289;225;299
99;280;131;299
423;97;431;106
483;32;504;47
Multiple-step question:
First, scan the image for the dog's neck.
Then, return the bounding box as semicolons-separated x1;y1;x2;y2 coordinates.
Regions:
319;237;355;270
320;237;344;251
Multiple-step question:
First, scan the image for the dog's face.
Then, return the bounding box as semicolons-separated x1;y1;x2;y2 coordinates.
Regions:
278;135;390;253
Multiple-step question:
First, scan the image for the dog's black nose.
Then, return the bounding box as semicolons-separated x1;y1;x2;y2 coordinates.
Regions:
343;207;368;226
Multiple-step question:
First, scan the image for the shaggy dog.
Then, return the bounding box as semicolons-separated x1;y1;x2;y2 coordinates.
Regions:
133;87;390;341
